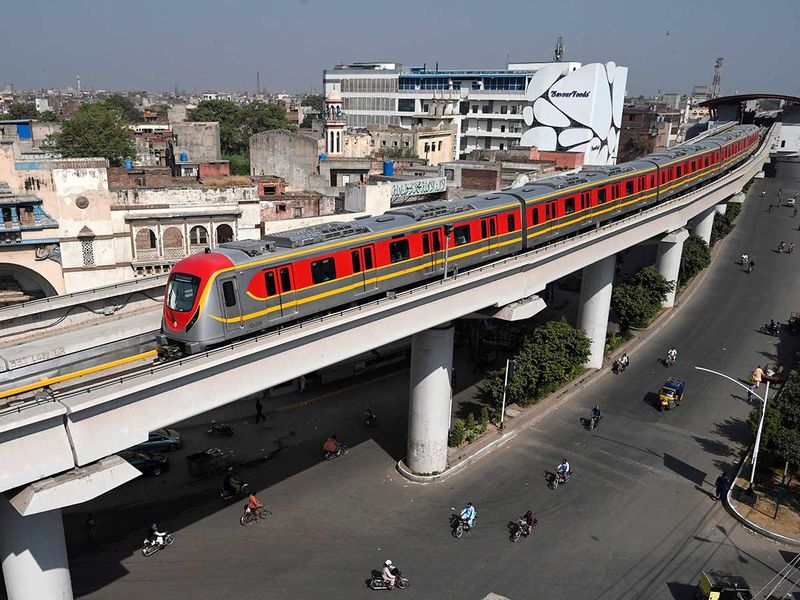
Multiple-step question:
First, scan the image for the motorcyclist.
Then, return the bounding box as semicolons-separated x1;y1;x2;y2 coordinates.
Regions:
146;523;166;547
769;319;778;335
667;347;677;365
590;405;603;425
520;510;536;535
557;459;571;482
223;467;241;495
363;408;377;426
322;434;340;456
460;502;477;528
620;352;629;369
760;190;766;198
741;252;748;265
779;241;786;253
382;559;397;588
789;242;795;254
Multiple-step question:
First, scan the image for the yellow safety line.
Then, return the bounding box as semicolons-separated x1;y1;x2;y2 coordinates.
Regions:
0;349;159;400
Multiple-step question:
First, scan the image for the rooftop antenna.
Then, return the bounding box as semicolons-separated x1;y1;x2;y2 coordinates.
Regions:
257;70;261;95
710;56;724;99
553;37;564;62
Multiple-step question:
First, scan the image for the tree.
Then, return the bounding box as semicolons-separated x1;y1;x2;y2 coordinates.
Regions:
2;102;38;120
224;153;250;176
678;235;710;285
104;94;143;123
478;319;589;407
623;135;650;160
38;110;58;122
612;266;674;330
48;102;135;166
188;99;294;157
710;212;735;246
301;94;324;113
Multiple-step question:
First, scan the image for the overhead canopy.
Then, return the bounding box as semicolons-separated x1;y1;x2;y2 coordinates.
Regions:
700;93;800;108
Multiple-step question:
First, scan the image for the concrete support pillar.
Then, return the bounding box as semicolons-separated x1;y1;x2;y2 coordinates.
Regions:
655;228;689;308
577;255;616;369
690;206;715;245
0;497;72;600
406;322;454;475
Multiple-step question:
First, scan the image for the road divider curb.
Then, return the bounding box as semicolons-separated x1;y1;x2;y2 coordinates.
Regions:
725;448;800;547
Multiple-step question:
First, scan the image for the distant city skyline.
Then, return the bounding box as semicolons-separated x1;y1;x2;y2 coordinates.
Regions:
2;0;798;97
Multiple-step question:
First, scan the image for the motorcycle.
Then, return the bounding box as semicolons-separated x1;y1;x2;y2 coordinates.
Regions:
142;533;174;557
740;254;749;265
364;412;377;428
324;442;350;461
220;480;251;500
760;323;780;337
207;422;234;437
587;414;601;431
665;354;676;367
450;514;475;538
367;568;409;590
612;359;627;374
509;518;537;542
550;470;572;490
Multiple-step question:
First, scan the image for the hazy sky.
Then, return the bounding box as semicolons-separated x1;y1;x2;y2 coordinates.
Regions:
2;0;799;97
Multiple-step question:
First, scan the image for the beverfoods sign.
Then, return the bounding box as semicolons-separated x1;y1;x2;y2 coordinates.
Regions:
550;90;591;99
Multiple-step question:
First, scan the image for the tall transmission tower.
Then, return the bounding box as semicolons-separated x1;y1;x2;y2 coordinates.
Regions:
553;37;564;62
710;57;724;99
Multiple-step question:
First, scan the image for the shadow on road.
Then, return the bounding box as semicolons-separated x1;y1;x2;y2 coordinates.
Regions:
663;453;706;487
666;581;697;599
642;391;662;411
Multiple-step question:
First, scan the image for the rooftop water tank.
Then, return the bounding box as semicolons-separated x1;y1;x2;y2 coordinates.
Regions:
180;152;188;162
123;159;133;170
319;153;327;161
383;160;394;176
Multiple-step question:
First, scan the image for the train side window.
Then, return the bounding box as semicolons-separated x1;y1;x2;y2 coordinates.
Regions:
625;181;634;196
363;247;374;269
650;175;655;188
704;156;709;167
351;250;361;273
311;257;337;284
264;271;277;296
389;239;410;262
422;234;431;255
564;197;575;215
597;188;607;204
480;220;488;239
279;267;292;291
676;165;682;177
432;232;441;252
454;225;471;245
507;213;516;231
222;281;237;307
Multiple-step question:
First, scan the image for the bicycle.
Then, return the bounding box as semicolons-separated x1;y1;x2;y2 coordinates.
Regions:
240;505;272;526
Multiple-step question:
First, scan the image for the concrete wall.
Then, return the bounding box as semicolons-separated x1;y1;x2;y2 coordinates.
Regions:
778;105;800;155
171;122;221;163
250;130;320;191
260;193;336;222
167;104;188;124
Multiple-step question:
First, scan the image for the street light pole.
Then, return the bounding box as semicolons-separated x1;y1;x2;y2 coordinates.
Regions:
694;366;770;488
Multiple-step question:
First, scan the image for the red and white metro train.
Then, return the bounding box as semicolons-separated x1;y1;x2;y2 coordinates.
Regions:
158;125;761;354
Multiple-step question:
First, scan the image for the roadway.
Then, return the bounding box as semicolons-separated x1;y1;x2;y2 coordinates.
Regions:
45;160;800;599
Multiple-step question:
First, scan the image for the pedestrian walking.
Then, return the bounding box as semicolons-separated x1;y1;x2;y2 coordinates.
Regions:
747;258;755;273
255;396;265;424
794;207;798;218
85;514;96;542
746;384;755;405
751;365;763;389
714;472;730;501
298;375;307;393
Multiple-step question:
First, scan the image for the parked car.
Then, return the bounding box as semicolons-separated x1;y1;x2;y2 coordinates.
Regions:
129;428;183;453
120;451;170;476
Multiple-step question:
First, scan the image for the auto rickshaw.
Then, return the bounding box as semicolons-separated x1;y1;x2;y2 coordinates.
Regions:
695;569;752;599
659;377;685;411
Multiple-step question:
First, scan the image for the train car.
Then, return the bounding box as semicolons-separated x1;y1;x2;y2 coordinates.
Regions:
159;124;761;355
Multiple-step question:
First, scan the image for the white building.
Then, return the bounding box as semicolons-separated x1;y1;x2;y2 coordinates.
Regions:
323;60;628;165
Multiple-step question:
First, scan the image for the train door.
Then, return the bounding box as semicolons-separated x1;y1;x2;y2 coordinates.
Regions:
277;266;297;317
480;216;499;255
421;229;443;274
352;244;378;293
580;191;592;224
218;276;243;335
544;201;559;238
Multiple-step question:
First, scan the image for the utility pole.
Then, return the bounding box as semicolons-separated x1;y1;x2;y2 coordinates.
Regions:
256;70;261;95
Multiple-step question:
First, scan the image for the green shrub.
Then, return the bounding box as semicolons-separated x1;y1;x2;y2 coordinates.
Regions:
727;203;742;221
678;235;711;285
448;419;466;447
611;267;674;330
464;413;478;442
479;406;489;433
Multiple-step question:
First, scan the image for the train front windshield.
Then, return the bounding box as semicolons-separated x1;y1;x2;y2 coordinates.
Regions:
166;273;200;312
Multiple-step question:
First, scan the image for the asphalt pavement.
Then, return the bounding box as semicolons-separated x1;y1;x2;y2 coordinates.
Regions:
54;161;800;600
